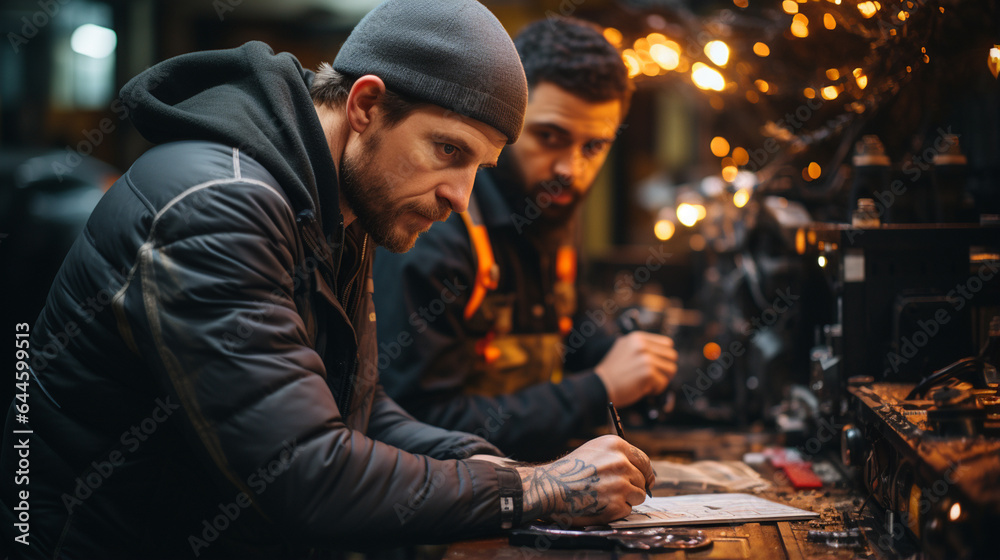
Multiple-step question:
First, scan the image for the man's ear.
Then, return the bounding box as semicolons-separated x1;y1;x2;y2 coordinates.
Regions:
346;75;387;134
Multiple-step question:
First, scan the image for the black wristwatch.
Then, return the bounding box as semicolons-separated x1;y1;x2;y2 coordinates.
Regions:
495;466;523;530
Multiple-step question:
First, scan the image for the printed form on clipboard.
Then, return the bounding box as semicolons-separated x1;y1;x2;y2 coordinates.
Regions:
610;493;818;528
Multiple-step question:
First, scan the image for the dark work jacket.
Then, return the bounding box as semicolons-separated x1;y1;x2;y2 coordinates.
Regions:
0;42;511;560
373;167;617;462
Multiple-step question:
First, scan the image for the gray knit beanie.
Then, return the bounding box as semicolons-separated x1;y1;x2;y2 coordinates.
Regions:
332;0;527;143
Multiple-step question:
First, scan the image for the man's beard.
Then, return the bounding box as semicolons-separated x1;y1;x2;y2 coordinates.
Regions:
339;133;451;253
495;150;583;237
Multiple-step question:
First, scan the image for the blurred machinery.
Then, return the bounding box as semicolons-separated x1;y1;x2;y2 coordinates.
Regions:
589;174;821;428
585;125;999;558
802;222;1000;560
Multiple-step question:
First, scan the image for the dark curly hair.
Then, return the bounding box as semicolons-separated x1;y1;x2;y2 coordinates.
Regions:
514;17;633;116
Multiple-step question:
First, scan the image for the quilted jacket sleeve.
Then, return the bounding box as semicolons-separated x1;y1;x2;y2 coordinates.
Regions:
366;384;504;460
117;176;509;548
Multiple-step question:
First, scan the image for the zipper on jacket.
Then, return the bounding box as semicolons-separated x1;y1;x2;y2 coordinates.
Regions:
340;233;368;319
337;232;368;418
296;210;339;291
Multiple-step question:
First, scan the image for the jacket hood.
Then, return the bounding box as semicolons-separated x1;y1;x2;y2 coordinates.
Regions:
120;41;340;233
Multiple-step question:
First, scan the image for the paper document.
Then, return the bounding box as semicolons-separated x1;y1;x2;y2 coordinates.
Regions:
651;460;771;491
610;493;818;528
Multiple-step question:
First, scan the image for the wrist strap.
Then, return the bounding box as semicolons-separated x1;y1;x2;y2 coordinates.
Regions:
495;466;523;530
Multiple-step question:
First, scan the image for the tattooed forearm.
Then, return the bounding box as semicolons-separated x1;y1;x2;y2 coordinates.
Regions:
518;458;604;520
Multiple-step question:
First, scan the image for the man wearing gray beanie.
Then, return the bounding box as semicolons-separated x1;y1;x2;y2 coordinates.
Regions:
2;1;653;558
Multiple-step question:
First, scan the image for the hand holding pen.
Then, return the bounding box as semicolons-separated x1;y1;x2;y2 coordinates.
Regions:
514;433;655;526
609;402;654;498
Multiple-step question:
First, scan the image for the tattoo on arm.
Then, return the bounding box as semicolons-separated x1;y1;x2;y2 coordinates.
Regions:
520;458;604;520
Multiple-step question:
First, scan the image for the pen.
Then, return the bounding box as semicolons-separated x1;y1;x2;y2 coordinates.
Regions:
608;401;653;498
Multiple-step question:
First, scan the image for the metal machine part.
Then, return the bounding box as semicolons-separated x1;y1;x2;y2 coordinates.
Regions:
844;383;1000;559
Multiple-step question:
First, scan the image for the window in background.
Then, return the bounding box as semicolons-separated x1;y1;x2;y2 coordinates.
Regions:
52;1;115;109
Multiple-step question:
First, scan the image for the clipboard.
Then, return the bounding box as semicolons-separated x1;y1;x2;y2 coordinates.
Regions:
610;493;818;528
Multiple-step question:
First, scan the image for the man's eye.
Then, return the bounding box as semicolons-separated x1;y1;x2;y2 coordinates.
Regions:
535;130;569;149
440;143;458;155
584;141;608;156
534;130;554;144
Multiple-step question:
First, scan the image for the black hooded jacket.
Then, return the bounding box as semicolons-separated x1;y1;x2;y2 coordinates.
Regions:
0;42;514;559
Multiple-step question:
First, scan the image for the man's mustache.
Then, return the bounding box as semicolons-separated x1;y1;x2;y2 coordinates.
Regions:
404;200;452;222
529;181;580;205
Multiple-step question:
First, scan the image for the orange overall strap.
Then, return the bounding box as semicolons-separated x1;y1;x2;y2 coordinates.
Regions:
556;245;577;336
459;195;498;321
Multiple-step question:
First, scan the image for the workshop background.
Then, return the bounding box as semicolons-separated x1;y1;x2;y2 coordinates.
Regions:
3;0;997;419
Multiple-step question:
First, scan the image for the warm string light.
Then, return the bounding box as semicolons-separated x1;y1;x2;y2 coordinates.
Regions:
603;27;623;48
677;204;701;227
611;34;732;92
802;161;821;181
710;136;730;158
854;67;868;89
609;0;943;99
858;2;879;19
790;14;809;38
677;207;696;228
654;219;676;240
622;49;641;78
733;188;751;208
705;41;730;67
692;62;726;91
606;0;964;210
651;42;681;70
619;32;693;79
